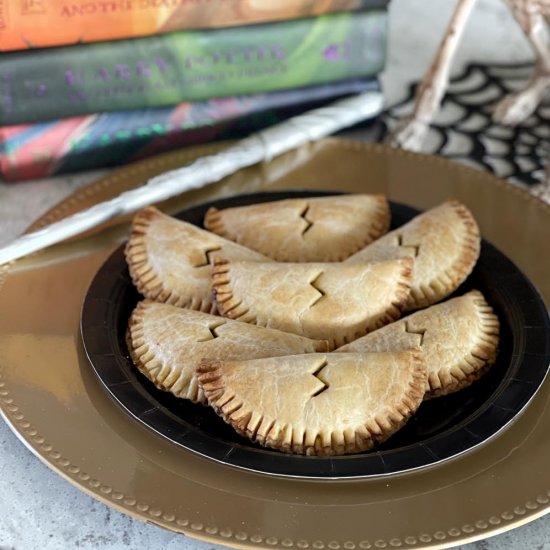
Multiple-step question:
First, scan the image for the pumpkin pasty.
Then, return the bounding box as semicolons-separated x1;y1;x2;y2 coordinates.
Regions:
204;194;390;262
345;201;480;310
125;206;270;313
212;258;413;349
337;290;500;398
128;300;328;404
197;350;427;455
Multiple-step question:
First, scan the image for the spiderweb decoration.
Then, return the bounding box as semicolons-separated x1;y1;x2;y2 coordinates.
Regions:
372;61;550;199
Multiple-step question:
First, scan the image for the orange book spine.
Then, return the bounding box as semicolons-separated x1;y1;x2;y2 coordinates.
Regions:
0;0;387;52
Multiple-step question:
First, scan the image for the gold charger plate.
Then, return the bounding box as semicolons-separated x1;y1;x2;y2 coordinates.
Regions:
1;139;550;549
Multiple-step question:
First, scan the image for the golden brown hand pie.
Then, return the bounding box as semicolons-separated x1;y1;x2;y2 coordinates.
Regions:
128;300;329;404
204;194;390;262
345;200;480;310
337;290;499;398
125;206;270;313
212;258;413;349
197;350;426;455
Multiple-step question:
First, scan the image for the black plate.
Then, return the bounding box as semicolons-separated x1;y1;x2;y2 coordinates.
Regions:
81;191;550;479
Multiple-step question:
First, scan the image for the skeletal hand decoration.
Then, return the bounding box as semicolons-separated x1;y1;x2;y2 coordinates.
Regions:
388;0;550;193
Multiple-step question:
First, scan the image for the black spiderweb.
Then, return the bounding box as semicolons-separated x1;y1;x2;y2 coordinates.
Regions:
372;61;550;188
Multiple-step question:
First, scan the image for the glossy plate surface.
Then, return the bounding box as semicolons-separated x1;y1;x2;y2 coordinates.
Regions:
1;140;550;548
81;191;550;479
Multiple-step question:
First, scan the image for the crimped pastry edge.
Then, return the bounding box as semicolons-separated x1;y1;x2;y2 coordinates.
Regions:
204;195;392;262
196;350;427;456
125;206;217;313
405;200;481;310
211;257;415;350
425;289;500;398
203;206;227;239
126;300;331;404
127;299;207;404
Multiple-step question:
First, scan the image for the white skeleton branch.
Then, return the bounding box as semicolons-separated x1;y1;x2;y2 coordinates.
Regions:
388;0;550;194
386;0;478;151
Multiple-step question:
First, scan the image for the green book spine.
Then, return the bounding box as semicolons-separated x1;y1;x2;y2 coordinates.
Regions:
0;11;387;125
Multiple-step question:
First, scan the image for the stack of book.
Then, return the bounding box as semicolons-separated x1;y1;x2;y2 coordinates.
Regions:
0;0;389;182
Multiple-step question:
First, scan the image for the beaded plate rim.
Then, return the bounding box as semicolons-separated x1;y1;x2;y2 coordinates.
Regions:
1;139;550;549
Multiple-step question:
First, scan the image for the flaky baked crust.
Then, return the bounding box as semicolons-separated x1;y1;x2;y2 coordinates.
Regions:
345;200;480;310
337;290;500;398
197;351;427;455
204;194;391;262
211;258;413;349
125;206;269;313
127;300;329;404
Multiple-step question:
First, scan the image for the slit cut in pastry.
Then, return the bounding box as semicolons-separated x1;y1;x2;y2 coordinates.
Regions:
345;200;480;310
197;350;427;455
211;258;413;349
204;194;391;262
337;290;500;398
127;300;329;404
125;206;270;313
